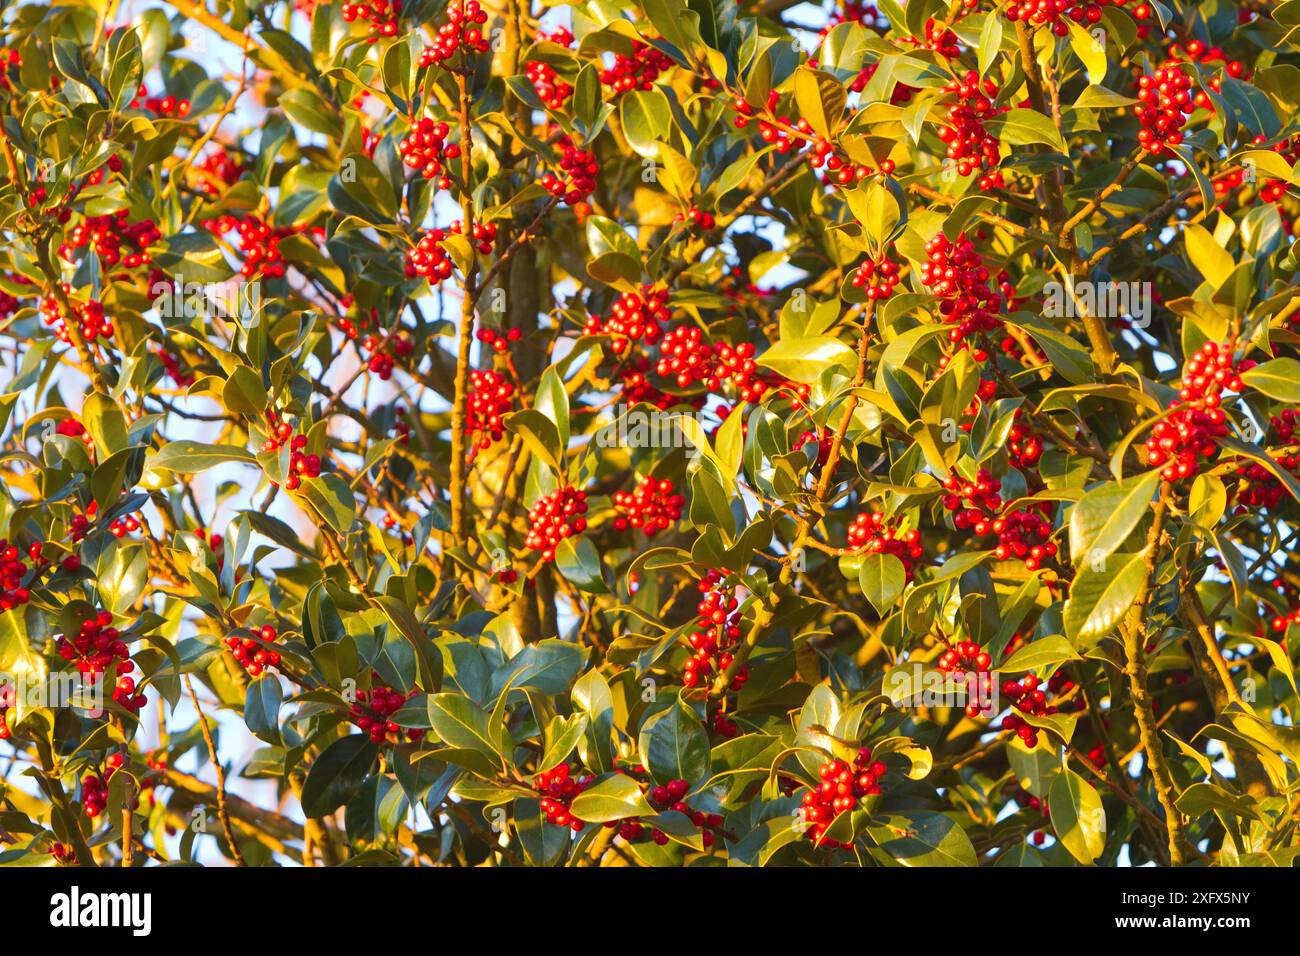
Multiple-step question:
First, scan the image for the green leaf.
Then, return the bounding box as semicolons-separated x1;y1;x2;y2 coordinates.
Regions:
515;797;571;865
859;553;906;614
555;536;608;593
491;640;589;696
756;335;855;384
244;674;283;745
280;87;343;139
984;108;1067;152
83;392;128;459
150;441;256;474
1000;634;1080;672
638;695;710;786
1183;223;1236;288
569;773;654;823
300;734;377;817
297;474;356;534
1067;470;1161;566
1063;550;1147;644
619;88;669;156
534;366;571;451
1048;765;1106;864
794;66;845;139
1241;357;1300;402
427;693;502;759
222;366;270;417
845;179;903;249
866;811;977;867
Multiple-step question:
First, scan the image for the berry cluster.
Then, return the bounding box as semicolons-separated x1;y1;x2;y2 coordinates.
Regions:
598;40;674;95
55;611;146;712
674;206;716;231
941;470;1057;571
476;326;522;353
938;72;1006;189
799;749;886;849
223;625;281;676
60;210;160;271
81;771;110;818
526;29;573;112
466;368;515;452
1265;582;1300;639
937;640;992;676
919;232;1003;357
350;676;423;744
612;476;684;537
937;640;994;717
846;511;926;581
108;513;141;539
644;777;724;848
656;325;717;390
851;254;903;299
534;762;594;830
398;118;460;186
258;413;324;491
157;345;194;387
1167;39;1247;110
208;215;288;279
682;569;747;691
129;86;191;117
906;18;963;59
583;286;669;355
1135;64;1194;155
616;355;696;411
193;146;245;197
1007;411;1044;470
1144;341;1248;482
405;228;455;281
41;286;113;346
341;0;401;43
523;487;589;562
451;218;497;255
0;539;43;610
796;426;834;466
68;502;97;542
712;341;769;404
420;0;490;66
1004;0;1109;35
1001;673;1082;746
1234;410;1299;510
540;137;598;206
527;58;572;109
361;329;413;381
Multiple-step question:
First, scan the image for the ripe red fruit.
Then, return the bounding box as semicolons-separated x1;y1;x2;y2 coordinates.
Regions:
1143;341;1249;482
349;673;424;744
846;511;926;581
799;748;885;848
612;475;684;537
1135;64;1194;155
224;625;281;676
523;487;589;562
466;368;515;453
405;228;455;281
682;570;747;692
420;0;490;66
